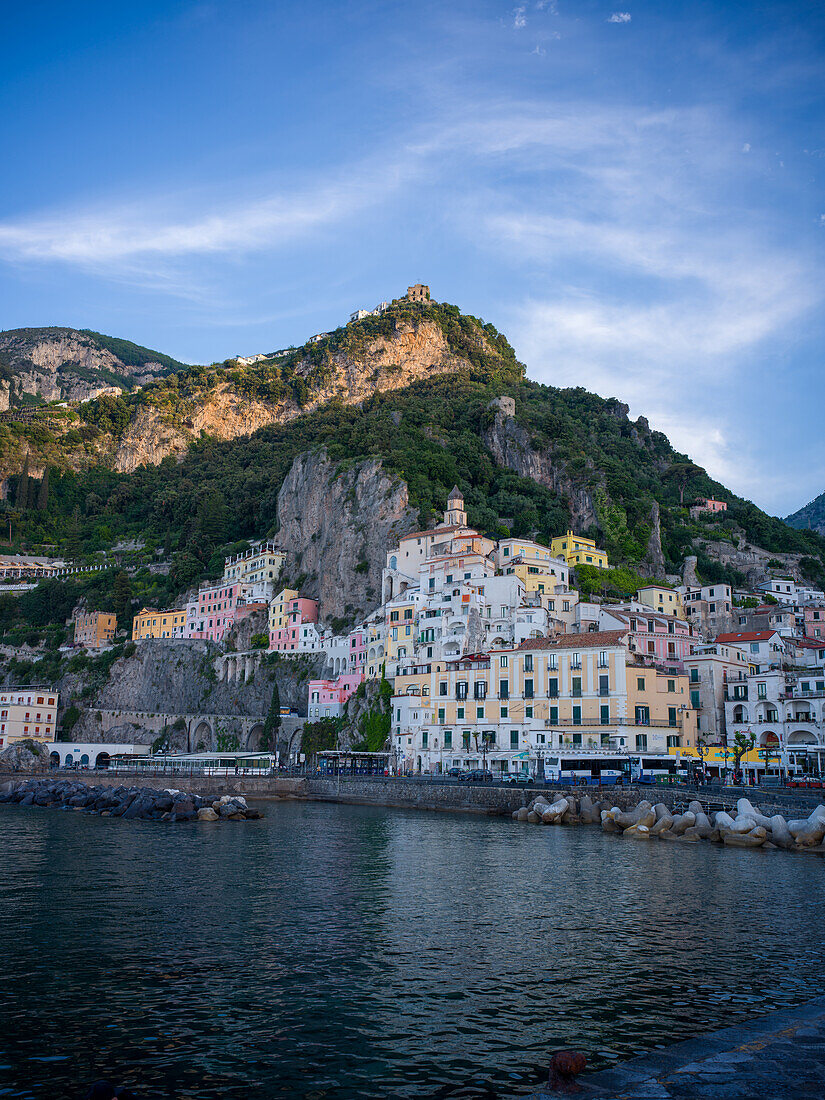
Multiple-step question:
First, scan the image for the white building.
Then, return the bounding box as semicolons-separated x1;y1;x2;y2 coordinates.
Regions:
715;630;785;673
683;641;749;744
724;666;825;776
0;686;58;750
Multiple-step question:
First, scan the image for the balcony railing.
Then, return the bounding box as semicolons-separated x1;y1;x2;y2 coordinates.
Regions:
544;717;682;729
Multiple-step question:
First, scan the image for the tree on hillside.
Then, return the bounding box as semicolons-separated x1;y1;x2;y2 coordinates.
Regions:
16;455;30;511
664;461;703;506
113;570;133;629
36;468;49;512
261;681;281;751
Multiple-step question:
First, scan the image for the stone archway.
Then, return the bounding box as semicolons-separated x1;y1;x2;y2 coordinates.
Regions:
193;720;213;750
95;751;111;769
50;751;59;768
246;723;265;750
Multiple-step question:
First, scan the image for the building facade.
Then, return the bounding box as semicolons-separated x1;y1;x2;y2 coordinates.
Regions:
0;686;58;750
73;610;117;648
550;531;609;569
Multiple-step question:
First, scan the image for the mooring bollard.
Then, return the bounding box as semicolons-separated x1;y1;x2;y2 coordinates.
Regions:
547;1050;587;1094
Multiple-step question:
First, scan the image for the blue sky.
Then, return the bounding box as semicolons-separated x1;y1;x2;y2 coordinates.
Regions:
1;0;823;516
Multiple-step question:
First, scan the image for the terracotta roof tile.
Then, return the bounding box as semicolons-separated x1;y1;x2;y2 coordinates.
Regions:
518;629;628;651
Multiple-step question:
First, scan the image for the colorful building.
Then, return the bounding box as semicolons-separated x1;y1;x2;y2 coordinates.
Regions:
73;609;117;648
222;540;285;601
268;589;320;652
550;530;609;570
0;686;58;750
307;673;364;719
635;585;685;620
132;607;188;641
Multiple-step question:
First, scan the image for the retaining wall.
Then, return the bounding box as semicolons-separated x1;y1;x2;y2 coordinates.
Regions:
2;770;822;818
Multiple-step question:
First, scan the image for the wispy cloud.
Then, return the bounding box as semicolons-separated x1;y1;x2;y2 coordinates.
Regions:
513;6;527;29
608;12;631;23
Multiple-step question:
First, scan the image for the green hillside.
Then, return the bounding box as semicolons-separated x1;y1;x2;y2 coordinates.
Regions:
786;492;825;537
1;300;824;636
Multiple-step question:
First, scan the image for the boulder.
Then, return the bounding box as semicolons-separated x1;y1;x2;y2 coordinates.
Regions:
724;832;765;848
516;807;529;823
714;811;736;835
654;803;671;821
730;816;758;834
527;811;542;824
688;800;704;815
650;814;674;837
579;796;600;824
676;829;702;842
197;807;220;822
692;812;713;839
768;815;795;850
637;807;656;829
623;824;652;839
670;811;696;836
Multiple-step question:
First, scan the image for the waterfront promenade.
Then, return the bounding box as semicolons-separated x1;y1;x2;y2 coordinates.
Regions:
531;995;825;1100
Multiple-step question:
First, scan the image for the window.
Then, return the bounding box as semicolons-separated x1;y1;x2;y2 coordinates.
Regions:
524;654;533;672
548;654;558;670
600;704;610;725
598;651;608;668
499;681;509;700
572;705;581;725
462;731;471;749
510;730;519;748
473;682;487;700
572;652;581;668
637;677;645;691
691;690;700;709
499;656;508;668
549;705;558;724
457;707;464;719
548;676;559;698
572;677;582;698
667;679;675;693
444;730;452;748
422;731;428;749
750;643;759;654
525;706;533;718
439;682;447;696
438;708;445;724
476;706;484;719
668;707;677;727
524;678;534;699
456;682;468;700
667;735;681;749
690;668;699;683
599;674;609;697
635;734;648;750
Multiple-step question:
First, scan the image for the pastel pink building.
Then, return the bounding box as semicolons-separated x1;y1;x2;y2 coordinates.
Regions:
347;629;366;671
601;607;694;669
187;581;240;642
269;594;319;652
805;605;825;640
307;673;364;719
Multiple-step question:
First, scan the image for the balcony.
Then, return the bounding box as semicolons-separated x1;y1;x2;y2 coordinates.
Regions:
544;717;682;729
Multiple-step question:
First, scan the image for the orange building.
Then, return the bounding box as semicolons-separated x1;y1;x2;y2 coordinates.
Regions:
73;610;117;649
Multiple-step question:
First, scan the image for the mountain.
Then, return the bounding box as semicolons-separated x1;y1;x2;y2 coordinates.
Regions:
0;327;188;408
786;492;825;538
2;296;824;627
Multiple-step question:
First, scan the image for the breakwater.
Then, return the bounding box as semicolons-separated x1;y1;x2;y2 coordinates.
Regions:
513;791;825;854
0;777;262;822
2;769;823;819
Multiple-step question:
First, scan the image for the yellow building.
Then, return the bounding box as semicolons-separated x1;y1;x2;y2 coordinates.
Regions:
269;589;298;633
73;609;117;648
223;540;285;591
635;585;685;620
0;686;58;750
391;631;695;773
132;607;187;641
385;599;418;665
550;530;609;569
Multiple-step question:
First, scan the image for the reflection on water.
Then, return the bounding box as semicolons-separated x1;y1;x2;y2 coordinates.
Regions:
1;800;823;1098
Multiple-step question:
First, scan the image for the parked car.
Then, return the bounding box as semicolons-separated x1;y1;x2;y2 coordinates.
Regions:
446;767;463;778
460;769;493;784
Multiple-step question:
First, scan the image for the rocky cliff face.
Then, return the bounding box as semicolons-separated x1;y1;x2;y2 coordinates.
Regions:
112;316;479;472
276;449;418;624
64;640;325;748
482;403;600;530
0;328;178;406
786;491;825;537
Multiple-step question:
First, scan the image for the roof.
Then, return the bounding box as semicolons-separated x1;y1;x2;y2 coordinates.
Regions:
788;637;825;650
518;630;628;651
398;524;472;541
715;630;780;643
448;485;463;499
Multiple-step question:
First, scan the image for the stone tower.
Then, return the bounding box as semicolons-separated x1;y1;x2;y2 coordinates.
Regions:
444;486;467;527
406;284;430;303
